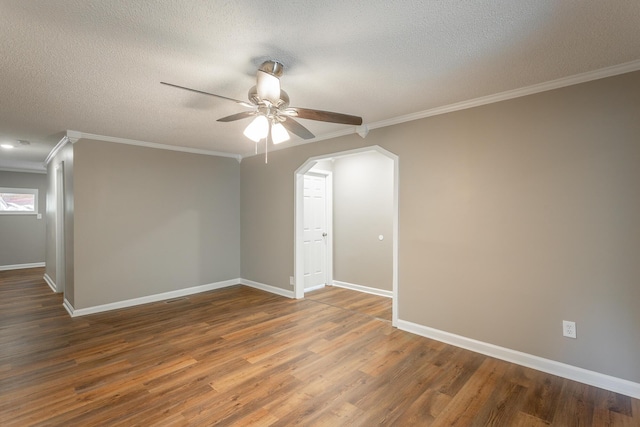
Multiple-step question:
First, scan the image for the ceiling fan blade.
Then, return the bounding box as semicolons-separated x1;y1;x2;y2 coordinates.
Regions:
161;81;252;107
216;111;256;122
286;107;363;126
281;118;315;140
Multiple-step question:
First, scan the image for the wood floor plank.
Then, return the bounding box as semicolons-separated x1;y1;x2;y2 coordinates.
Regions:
430;357;509;426
1;268;638;426
306;285;392;321
521;373;565;423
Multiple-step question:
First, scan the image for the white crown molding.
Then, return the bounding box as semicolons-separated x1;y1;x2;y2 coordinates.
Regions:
367;59;640;131
242;59;640;160
239;278;295;299
397;319;640;399
66;130;242;161
43;273;57;293
332;280;393;298
44;136;71;165
0;166;46;174
0;262;45;271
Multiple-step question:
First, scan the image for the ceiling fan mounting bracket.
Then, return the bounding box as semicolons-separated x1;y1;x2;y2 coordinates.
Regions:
259;60;284;77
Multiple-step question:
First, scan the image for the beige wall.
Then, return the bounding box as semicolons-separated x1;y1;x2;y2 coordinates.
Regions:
72;140;240;309
241;70;640;383
333;152;393;291
0;171;47;266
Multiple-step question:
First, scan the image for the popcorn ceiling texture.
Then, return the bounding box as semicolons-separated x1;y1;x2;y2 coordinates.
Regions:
0;0;639;168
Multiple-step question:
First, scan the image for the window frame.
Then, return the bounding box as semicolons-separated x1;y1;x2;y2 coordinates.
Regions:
0;187;39;215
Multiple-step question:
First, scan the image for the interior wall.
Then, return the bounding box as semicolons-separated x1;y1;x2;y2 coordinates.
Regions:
240;70;640;383
46;142;75;301
45;162;56;283
0;170;47;267
332;152;393;291
72;139;241;309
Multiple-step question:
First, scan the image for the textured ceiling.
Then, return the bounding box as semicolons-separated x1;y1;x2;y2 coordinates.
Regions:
1;0;639;171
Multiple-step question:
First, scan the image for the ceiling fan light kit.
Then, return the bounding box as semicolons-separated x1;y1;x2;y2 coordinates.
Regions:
162;59;363;162
243;115;269;142
271;122;290;144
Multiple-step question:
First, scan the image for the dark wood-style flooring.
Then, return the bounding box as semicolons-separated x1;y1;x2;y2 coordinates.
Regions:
1;268;638;426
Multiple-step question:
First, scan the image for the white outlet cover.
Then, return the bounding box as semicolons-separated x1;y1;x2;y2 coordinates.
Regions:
563;320;577;339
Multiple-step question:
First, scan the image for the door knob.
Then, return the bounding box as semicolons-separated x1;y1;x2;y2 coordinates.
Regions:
322;232;327;237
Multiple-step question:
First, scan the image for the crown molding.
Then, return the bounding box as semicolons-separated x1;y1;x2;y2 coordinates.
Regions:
367;59;640;131
0;166;46;174
66;130;242;161
239;60;640;160
54;61;640;163
44;135;71;165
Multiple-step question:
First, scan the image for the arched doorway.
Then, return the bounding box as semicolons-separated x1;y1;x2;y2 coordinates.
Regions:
294;145;399;326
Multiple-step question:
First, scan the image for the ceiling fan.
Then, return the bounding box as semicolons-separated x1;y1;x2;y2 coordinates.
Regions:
161;60;363;150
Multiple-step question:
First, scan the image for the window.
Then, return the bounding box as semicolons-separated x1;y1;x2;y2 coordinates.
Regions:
0;187;39;214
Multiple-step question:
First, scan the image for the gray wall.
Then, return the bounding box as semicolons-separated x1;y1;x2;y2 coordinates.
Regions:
71;139;240;309
332;152;393;291
240;70;640;383
0;171;47;267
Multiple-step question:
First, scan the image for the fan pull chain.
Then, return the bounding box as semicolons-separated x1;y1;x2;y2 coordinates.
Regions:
264;137;268;164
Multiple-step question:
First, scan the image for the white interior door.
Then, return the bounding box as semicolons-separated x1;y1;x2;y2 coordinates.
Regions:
303;173;327;290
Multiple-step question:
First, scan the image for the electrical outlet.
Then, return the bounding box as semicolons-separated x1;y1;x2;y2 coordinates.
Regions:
289;276;294;286
563;320;576;339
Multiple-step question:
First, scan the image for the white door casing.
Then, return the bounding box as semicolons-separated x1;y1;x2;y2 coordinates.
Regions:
303;173;328;290
55;163;66;294
294;146;398;327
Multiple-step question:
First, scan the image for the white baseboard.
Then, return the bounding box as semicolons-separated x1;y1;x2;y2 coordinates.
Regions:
397;319;640;399
63;298;74;317
62;277;296;317
332;280;393;298
43;273;57;293
240;278;295;299
0;262;45;271
65;278;242;317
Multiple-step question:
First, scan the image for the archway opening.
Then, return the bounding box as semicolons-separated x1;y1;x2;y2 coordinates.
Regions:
294;145;399;326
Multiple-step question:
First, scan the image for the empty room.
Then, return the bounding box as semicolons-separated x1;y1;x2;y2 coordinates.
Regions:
1;1;639;425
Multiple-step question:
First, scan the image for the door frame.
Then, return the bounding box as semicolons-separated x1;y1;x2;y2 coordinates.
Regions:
55;162;66;294
294;145;399;326
302;170;333;293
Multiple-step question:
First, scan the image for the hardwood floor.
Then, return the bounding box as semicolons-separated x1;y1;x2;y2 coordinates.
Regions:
305;285;392;322
1;269;638;426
